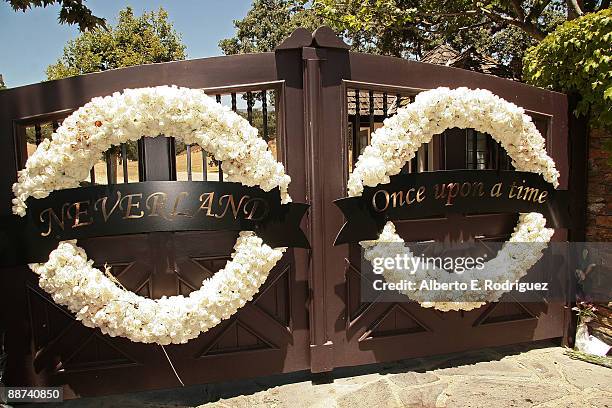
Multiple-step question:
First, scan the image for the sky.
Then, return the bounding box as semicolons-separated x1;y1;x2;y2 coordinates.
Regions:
0;0;254;88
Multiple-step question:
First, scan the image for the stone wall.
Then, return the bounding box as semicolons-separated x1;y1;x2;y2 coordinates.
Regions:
587;127;612;241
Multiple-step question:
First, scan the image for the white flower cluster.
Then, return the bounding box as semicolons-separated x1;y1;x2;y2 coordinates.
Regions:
15;86;291;344
13;85;291;216
350;87;560;312
363;213;554;312
348;87;559;197
32;235;284;344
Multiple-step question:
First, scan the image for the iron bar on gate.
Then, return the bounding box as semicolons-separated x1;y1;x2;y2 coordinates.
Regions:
262;90;268;141
186;144;192;181
121;144;128;183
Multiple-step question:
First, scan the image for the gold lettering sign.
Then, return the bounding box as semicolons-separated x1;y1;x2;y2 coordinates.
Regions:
39;203;70;237
243;197;268;220
36;187;274;237
67;200;93;228
146;192;171;220
215;194;250;219
333;170;567;246
169;191;191;217
363;173;556;222
121;193;145;219
372;186;427;213
13;181;311;260
94;191;123;221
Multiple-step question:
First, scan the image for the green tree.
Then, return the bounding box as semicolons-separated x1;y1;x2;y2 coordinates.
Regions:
524;9;612;130
0;74;5;89
237;109;277;142
222;1;606;79
315;1;594;78
315;1;608;43
46;6;186;80
44;6;185;173
6;0;105;31
219;0;325;54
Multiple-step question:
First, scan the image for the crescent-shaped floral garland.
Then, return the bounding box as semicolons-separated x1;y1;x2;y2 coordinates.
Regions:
13;86;291;344
348;87;559;312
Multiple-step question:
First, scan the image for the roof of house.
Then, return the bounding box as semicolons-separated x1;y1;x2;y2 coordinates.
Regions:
347;44;514;116
346;90;412;117
420;44;462;65
421;44;514;79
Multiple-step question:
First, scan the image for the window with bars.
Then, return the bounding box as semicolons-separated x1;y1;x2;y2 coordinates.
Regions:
465;130;514;171
466;130;488;170
347;89;429;173
174;89;277;182
19;88;278;185
24;120;140;185
346;88;518;174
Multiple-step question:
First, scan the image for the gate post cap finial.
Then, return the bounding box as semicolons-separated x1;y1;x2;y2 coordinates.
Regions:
275;27;313;50
275;26;350;51
312;26;350;49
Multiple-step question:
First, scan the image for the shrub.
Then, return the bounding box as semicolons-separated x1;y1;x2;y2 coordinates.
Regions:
523;9;612;129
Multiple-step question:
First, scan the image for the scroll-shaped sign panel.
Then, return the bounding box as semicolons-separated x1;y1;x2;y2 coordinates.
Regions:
1;181;310;265
334;170;570;245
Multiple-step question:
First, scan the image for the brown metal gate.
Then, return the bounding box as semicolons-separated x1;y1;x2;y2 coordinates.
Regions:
298;31;572;372
0;27;578;397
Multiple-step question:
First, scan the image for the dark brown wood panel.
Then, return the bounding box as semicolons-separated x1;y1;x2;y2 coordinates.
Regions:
0;49;311;397
310;32;570;371
0;27;579;398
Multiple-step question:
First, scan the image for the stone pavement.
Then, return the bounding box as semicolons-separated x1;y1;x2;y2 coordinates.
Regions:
199;343;612;408
24;341;612;408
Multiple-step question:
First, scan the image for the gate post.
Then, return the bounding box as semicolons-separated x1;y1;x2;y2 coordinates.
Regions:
567;95;589;242
277;27;350;374
564;95;589;347
302;43;335;374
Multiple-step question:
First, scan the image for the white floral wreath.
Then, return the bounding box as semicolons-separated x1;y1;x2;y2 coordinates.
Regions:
349;87;559;312
12;86;291;344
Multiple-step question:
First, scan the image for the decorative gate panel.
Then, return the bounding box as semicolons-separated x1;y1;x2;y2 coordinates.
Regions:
0;51;312;396
295;31;572;371
0;27;579;397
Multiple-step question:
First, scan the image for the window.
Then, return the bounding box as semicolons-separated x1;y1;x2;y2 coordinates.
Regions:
466;130;488;170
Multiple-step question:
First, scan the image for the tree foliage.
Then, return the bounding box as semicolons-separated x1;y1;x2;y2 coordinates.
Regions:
314;1;583;77
46;6;186;80
219;0;325;54
6;0;105;31
523;8;612;129
217;0;398;55
238;109;277;142
315;0;608;43
221;0;597;78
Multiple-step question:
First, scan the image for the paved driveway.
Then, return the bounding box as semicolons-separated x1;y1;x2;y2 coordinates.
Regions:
22;341;612;408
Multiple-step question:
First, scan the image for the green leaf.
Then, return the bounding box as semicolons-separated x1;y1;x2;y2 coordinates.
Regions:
46;6;186;80
523;9;612;131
